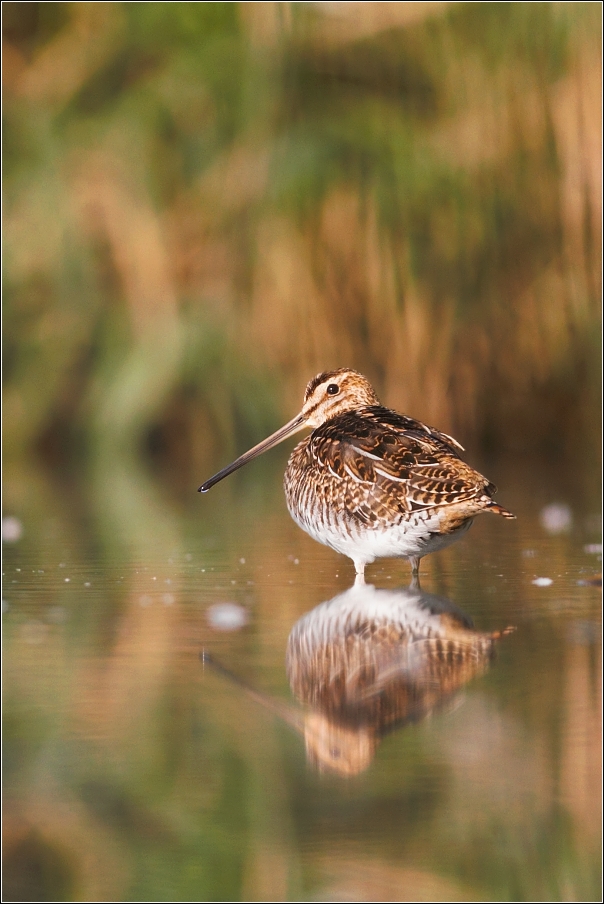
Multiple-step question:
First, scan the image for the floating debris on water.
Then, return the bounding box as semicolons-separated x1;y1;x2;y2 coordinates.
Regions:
522;549;537;558
584;543;602;555
576;576;602;588
540;503;572;535
2;516;23;543
207;602;249;631
532;577;553;587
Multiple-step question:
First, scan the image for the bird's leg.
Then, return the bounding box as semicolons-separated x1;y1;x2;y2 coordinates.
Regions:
354;560;366;585
409;556;420;576
408;572;421;592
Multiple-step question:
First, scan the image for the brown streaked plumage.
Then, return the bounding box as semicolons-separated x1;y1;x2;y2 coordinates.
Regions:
202;581;515;776
285;581;514;775
199;368;515;576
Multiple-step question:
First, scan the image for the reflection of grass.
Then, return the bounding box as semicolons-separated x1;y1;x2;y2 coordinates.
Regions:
2;3;601;478
2;448;601;901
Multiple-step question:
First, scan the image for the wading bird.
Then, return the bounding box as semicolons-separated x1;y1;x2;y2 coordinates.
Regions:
199;369;515;577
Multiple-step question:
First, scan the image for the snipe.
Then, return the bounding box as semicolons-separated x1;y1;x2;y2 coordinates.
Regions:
199;368;515;576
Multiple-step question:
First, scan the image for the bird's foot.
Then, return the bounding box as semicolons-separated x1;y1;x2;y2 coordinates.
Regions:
354;561;367;586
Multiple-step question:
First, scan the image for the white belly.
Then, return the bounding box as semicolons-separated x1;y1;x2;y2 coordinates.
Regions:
288;502;473;569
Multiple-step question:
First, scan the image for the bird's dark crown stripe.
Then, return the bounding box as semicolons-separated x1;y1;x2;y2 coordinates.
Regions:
304;369;350;401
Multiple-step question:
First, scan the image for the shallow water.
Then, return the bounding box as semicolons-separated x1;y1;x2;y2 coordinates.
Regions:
2;453;601;902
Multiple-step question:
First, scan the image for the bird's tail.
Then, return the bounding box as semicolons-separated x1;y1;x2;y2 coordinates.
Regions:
488;502;516;519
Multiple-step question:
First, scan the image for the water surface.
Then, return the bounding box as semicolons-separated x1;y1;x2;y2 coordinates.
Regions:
2;454;601;901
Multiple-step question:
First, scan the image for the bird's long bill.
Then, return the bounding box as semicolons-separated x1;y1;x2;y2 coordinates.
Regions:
198;411;307;492
201;651;304;734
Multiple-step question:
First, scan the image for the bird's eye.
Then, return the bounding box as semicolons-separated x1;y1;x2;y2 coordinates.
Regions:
326;383;340;395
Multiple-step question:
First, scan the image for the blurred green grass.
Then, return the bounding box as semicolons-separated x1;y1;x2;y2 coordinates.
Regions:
2;1;601;484
3;10;601;902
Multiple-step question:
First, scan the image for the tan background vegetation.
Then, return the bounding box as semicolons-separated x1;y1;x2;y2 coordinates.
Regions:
3;2;601;486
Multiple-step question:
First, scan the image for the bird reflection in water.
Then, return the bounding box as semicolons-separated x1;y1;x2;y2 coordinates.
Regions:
202;581;513;777
286;580;513;775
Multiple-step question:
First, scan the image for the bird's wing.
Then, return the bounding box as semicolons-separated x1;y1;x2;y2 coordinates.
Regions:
309;408;494;521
